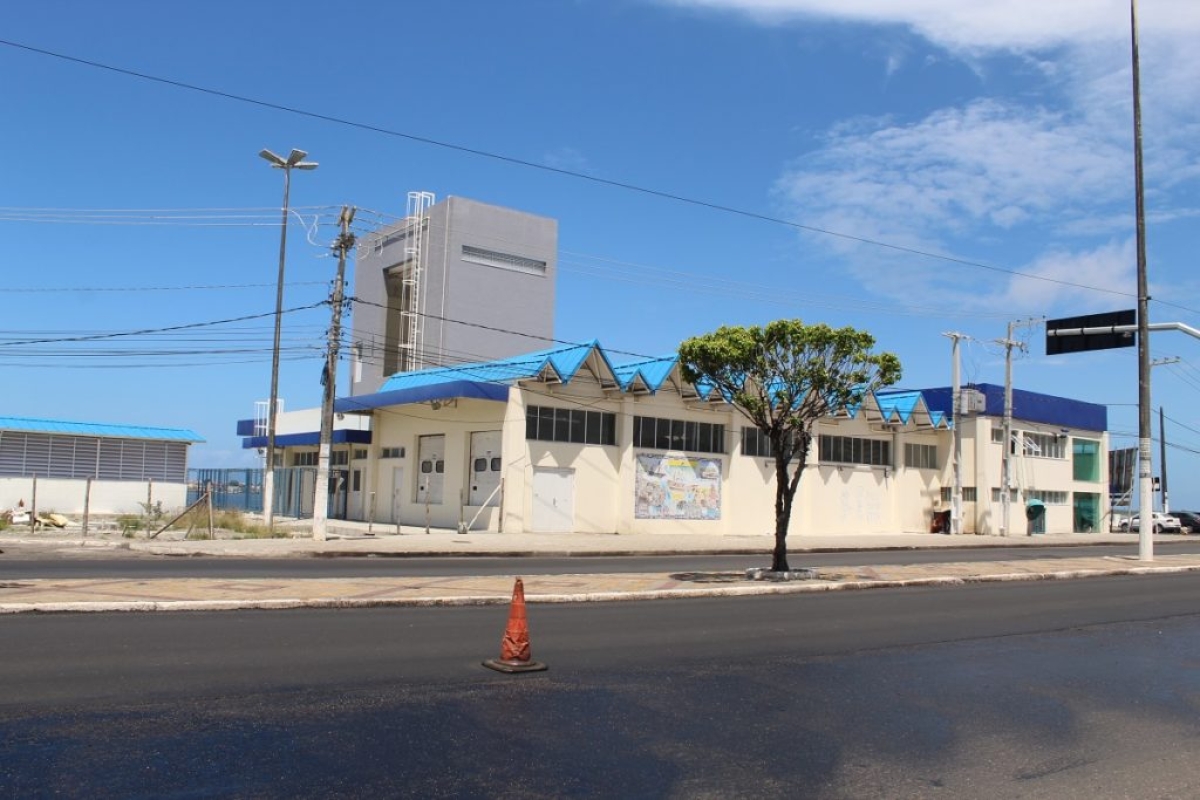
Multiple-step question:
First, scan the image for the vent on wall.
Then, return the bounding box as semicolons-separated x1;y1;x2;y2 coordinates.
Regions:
461;245;547;276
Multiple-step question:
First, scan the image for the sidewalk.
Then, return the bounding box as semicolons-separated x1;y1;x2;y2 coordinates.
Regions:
3;526;1198;614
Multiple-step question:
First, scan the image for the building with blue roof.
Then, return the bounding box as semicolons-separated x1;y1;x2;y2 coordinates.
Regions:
0;416;204;517
236;338;1109;537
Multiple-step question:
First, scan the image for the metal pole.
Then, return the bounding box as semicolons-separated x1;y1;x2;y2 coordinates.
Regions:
263;165;291;533
312;207;356;541
1131;0;1153;561
1159;406;1168;514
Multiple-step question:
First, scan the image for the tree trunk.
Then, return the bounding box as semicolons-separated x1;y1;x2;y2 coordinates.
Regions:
771;432;810;573
772;451;794;573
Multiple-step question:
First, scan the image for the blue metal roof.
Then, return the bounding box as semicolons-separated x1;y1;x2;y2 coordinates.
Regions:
921;383;1107;431
0;416;204;442
242;429;372;449
378;341;604;393
612;355;678;392
336;379;510;414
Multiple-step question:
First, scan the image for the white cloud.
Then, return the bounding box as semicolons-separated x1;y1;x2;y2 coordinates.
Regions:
1002;239;1135;313
660;1;1200;53
661;0;1200;317
775;100;1127;244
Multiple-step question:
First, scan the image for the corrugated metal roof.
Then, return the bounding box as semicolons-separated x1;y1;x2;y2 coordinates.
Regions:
378;341;602;392
0;416;204;442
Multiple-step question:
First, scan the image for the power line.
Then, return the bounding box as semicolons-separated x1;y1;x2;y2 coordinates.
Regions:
0;302;326;347
0;37;1172;306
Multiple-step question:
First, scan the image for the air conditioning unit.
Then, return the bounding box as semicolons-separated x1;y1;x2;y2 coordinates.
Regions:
961;389;986;414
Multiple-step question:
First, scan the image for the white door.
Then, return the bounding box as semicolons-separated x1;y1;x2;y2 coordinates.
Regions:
469;431;502;506
390;466;404;524
416;435;445;505
532;467;574;533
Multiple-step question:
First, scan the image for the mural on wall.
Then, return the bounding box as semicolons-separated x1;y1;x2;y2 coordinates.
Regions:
635;453;721;520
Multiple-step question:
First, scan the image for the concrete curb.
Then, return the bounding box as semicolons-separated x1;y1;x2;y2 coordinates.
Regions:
4;562;1199;614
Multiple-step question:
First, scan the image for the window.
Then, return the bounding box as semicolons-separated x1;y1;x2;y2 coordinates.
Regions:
490;457;501;471
353;448;368;460
526;406;616;446
819;435;890;467
940;487;978;502
741;428;799;458
331;451;349;466
1027;489;1068;505
991;487;1020;503
293;452;318;467
1023;431;1066;459
381;446;405;459
633;416;725;454
1073;438;1100;482
904;442;938;470
991;428;1004;443
742;427;772;458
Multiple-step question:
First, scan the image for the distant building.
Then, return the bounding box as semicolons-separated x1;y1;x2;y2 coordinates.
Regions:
349;195;557;396
922;384;1109;535
0;416;203;515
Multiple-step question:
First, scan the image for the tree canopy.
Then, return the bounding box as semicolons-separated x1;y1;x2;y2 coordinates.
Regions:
679;320;901;571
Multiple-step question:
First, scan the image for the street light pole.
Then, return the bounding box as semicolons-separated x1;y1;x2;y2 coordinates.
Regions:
259;148;317;532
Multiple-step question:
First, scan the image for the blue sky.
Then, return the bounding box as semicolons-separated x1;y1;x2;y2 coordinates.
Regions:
3;1;1200;506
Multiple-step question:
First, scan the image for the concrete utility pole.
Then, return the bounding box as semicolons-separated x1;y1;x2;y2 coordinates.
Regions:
312;207;356;542
996;319;1038;537
1130;0;1154;562
943;332;967;535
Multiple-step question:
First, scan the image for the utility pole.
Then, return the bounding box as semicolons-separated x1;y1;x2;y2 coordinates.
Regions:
1131;0;1154;562
942;332;967;535
312;207;356;541
996;319;1036;537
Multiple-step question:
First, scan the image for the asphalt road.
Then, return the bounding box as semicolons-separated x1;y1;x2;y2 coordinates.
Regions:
3;541;1198;578
4;574;1200;797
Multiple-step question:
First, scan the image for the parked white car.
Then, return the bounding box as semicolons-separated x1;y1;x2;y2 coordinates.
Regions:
1119;512;1183;533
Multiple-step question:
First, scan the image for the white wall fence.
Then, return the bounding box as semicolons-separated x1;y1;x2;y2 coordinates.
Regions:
0;476;187;517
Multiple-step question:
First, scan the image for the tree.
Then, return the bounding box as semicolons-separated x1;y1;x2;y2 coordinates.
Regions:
679;320;901;572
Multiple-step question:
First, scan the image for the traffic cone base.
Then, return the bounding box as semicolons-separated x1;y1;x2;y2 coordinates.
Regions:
482;577;548;674
482;657;547;674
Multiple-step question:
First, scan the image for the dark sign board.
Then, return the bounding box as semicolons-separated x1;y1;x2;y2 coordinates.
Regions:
1046;309;1137;355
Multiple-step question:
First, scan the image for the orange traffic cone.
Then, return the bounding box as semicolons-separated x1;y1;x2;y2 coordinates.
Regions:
482;577;547;673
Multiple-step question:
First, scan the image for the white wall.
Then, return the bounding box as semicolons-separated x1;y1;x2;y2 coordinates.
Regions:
0;477;188;516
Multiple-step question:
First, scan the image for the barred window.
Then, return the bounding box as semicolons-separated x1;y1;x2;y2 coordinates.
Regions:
633;416;725;454
293;451;319;467
1023;431;1066;459
819;435;890;467
331;450;349;466
1026;489;1068;505
526;406;616;446
904;442;938;470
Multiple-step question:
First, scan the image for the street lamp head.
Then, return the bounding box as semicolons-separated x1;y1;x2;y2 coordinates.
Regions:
259;148;317;170
259;148;287;167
